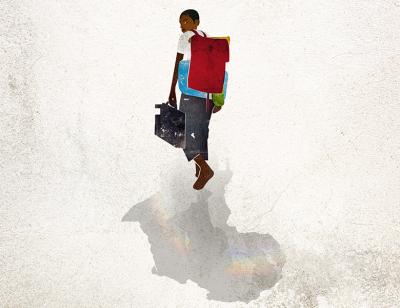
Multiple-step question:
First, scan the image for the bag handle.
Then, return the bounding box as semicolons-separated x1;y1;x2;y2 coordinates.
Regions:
191;29;207;37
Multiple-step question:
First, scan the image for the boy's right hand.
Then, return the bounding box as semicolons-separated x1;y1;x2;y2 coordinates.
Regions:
212;106;222;113
168;91;177;108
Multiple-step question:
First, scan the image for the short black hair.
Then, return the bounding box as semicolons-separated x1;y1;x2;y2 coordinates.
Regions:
180;9;200;22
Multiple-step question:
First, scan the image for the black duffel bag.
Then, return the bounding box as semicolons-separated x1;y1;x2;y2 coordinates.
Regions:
154;103;185;148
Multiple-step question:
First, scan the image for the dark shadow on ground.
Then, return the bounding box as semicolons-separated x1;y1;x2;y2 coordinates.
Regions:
122;163;285;302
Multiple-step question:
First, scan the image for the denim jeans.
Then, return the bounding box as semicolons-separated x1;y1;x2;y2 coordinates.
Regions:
179;93;213;161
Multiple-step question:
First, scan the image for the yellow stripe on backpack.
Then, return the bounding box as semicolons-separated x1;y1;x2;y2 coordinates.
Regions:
211;36;230;45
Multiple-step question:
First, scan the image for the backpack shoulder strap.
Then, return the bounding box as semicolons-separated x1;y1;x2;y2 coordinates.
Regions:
191;30;207;37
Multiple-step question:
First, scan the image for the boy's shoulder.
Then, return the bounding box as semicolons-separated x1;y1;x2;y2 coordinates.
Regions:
177;30;207;53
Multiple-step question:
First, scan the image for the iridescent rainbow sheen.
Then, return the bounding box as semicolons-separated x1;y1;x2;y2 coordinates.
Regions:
150;195;191;256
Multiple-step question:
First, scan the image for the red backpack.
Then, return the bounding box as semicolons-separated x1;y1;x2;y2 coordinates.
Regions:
188;30;230;94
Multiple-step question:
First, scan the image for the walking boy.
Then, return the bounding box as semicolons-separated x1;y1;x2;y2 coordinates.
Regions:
168;9;222;190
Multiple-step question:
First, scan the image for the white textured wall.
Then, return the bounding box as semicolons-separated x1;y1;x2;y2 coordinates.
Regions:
1;0;399;307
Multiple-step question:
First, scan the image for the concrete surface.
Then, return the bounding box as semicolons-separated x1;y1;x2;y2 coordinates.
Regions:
1;1;399;307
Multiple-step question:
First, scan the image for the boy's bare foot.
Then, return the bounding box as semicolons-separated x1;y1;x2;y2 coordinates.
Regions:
193;154;214;190
193;165;214;190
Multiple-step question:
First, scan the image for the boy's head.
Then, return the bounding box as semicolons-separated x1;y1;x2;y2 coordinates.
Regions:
179;9;200;32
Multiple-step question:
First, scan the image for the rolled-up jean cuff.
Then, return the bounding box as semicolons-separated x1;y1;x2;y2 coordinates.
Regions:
184;150;208;162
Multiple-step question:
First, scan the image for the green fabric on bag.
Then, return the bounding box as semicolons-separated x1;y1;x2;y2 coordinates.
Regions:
212;92;225;107
212;79;227;107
